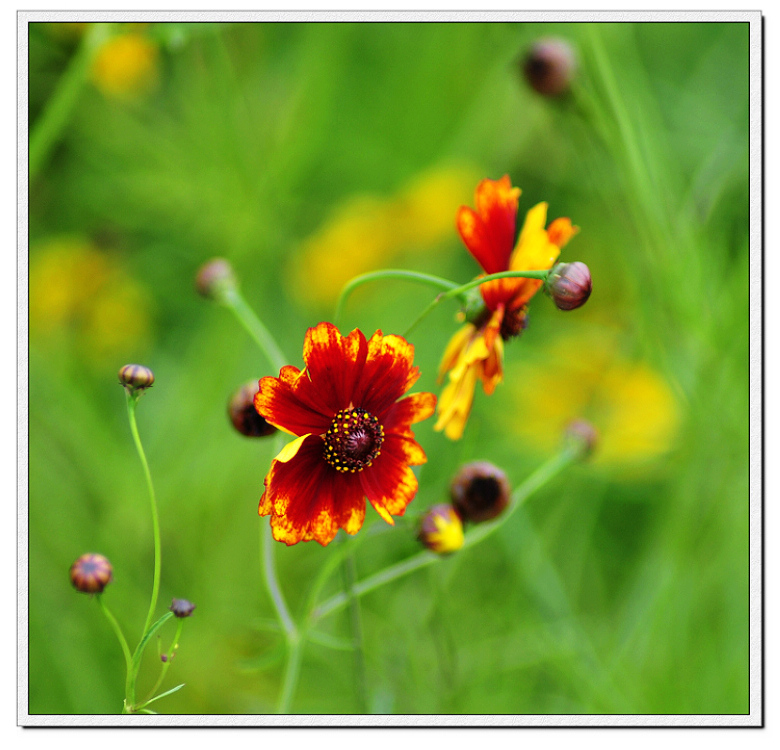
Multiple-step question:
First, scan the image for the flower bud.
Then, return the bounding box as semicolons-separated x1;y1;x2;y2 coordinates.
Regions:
563;419;598;459
450;461;511;523
523;38;577;97
169;598;196;618
195;258;237;301
70;553;113;594
118;364;155;394
228;382;277;438
545;262;592;311
418;504;464;554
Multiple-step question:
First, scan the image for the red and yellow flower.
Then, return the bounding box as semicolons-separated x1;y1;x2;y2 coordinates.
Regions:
434;176;578;440
254;322;436;546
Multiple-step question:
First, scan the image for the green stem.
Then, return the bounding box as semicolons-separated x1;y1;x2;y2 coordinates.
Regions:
341;549;368;713
311;448;577;622
223;288;287;373
334;269;460;325
139;619;184;708
276;634;303;714
126;394;162;639
404;268;551;336
28;23;112;180
261;518;297;639
96;594;133;710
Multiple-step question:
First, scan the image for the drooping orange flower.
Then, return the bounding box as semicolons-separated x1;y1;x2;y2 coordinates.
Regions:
435;176;578;440
255;322;436;546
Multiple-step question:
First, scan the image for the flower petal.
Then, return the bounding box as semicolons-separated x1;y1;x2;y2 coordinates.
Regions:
359;449;419;524
382;432;428;467
259;435;366;546
353;330;420;417
255;365;333;437
302;322;369;413
456;176;521;275
547;217;579;249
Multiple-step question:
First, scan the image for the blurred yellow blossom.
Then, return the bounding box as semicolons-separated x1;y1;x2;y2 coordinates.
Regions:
505;326;681;473
29;237;153;365
287;163;480;307
90;31;159;99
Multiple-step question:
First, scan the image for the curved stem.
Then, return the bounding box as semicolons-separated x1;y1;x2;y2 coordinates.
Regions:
276;634;303;714
223;288;287;373
29;23;112;180
126;394;161;639
96;594;133;702
404;269;551;336
139;619;184;708
261;521;297;638
311;447;577;622
334;269;461;325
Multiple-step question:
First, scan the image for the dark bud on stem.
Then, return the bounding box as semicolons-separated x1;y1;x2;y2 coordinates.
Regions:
195;258;237;302
228;382;277;438
70;553;113;594
418;504;464;554
118;364;155;395
563;419;598;459
450;461;511;523
169;598;196;618
545;262;592;311
523;38;577;97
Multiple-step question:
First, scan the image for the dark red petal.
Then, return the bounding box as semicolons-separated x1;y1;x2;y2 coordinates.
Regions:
260;436;366;546
302;323;369;414
382;433;427;467
353;331;420;417
255;365;333;436
359;448;419;523
383;392;437;436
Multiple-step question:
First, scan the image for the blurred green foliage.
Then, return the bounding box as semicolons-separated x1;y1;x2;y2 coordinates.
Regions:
27;21;749;715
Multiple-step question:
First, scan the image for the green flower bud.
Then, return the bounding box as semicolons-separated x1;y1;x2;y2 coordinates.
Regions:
195;258;237;302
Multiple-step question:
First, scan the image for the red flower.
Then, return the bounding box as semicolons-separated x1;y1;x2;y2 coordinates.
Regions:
435;176;578;439
254;322;436;546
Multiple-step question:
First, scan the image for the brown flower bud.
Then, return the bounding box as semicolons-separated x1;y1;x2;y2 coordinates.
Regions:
523;38;577;97
169;598;196;618
195;258;237;301
418;504;464;554
70;553;114;594
450;461;511;523
118;364;155;394
545;262;592;310
228;382;277;438
563;419;598;459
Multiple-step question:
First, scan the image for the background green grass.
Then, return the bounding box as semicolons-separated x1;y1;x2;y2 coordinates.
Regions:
27;21;750;715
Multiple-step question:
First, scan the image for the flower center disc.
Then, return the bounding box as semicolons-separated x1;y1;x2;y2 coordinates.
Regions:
323;408;385;473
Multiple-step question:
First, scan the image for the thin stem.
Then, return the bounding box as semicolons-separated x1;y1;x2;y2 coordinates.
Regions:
126;394;161;639
96;594;133;679
29;23;112;180
223;288;287;373
275;635;303;714
311;448;577;622
139;619;184;708
261;520;297;639
404;268;551;336
333;269;461;325
341;549;369;713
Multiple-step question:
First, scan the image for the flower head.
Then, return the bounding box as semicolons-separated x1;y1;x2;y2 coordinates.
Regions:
450;461;511;523
119;364;155;395
255;322;436;546
70;553;113;594
435;176;578;439
418;504;464;554
545;262;592;311
523;38;577;97
229;382;277;438
169;598;196;618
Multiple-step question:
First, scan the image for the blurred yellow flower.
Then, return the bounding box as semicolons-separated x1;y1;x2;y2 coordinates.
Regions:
286;164;480;307
505;326;681;472
29;237;153;365
90;32;159;99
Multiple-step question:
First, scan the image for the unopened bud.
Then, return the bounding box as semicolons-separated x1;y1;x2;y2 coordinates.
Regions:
563;419;598;459
228;382;277;438
450;461;511;523
195;258;237;301
545;262;592;311
118;364;155;395
523;38;577;97
70;553;113;594
418;504;464;554
169;598;196;618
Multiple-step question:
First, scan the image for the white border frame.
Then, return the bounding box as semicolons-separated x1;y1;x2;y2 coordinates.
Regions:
17;9;763;728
